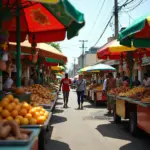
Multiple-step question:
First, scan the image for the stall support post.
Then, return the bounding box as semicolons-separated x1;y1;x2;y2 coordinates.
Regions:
42;65;44;84
37;59;40;84
16;1;21;87
128;52;133;88
0;0;2;99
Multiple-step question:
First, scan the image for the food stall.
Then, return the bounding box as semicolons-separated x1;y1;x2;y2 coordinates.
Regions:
108;86;150;135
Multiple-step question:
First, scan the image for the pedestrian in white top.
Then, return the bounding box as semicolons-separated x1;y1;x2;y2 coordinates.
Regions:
143;73;150;87
76;75;86;109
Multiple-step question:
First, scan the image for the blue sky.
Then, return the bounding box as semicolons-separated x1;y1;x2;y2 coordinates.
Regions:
58;0;150;70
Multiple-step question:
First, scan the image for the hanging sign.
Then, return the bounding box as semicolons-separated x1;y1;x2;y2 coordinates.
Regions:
29;0;60;4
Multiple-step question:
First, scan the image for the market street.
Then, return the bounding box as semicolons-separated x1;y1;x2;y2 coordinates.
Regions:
46;90;150;150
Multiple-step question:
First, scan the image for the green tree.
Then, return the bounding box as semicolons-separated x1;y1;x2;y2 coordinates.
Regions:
47;42;67;70
47;42;62;52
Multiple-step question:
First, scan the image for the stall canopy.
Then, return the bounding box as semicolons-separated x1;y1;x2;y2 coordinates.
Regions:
3;0;85;42
87;64;116;72
97;39;150;60
9;40;67;63
118;13;150;48
77;66;92;73
51;65;65;71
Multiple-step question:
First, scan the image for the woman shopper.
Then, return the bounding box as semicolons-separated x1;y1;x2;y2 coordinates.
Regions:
76;75;86;109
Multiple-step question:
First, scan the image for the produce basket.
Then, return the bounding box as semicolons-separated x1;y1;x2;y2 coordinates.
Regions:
0;130;34;146
20;112;52;129
13;92;31;103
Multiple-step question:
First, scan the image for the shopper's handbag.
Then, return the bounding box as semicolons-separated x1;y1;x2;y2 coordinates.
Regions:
76;80;83;92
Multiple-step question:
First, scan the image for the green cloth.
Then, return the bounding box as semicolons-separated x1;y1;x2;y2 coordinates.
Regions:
43;0;85;39
118;13;150;47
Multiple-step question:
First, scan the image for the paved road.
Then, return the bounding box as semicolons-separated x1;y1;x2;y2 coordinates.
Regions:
46;90;150;150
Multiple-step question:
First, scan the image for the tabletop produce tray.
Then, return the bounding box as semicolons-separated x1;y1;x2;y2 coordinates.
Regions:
20;112;52;128
0;130;34;146
116;96;150;107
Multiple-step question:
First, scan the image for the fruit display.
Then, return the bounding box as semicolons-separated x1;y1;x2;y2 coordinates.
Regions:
141;88;150;102
0;120;31;140
119;86;145;98
93;85;103;91
109;86;130;95
0;95;49;125
24;84;56;105
87;84;100;90
48;83;59;92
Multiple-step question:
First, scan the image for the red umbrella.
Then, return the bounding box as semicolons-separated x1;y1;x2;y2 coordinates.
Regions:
2;0;85;43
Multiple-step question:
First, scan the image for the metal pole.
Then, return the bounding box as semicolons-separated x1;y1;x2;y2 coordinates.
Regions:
16;0;21;87
79;40;87;68
114;0;119;38
0;0;2;98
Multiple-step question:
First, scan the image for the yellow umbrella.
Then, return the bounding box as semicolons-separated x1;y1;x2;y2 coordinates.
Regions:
51;66;65;71
29;0;60;4
107;40;136;53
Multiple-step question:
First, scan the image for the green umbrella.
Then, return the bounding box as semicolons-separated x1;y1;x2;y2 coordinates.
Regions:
45;57;64;64
118;13;150;48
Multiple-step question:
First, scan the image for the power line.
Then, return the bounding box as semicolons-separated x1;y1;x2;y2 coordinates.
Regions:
93;15;114;47
60;44;80;49
88;0;106;36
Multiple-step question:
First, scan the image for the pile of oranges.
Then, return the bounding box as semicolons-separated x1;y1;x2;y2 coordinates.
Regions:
0;95;49;125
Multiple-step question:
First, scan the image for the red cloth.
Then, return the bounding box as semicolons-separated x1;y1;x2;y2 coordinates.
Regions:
61;78;72;92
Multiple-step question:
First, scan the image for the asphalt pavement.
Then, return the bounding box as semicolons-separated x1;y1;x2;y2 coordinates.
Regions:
46;90;150;150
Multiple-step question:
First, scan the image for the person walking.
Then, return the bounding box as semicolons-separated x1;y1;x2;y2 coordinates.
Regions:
76;75;86;109
59;73;72;108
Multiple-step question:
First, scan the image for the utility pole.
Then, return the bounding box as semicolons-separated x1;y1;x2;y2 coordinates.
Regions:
114;0;119;38
79;40;88;68
73;57;77;76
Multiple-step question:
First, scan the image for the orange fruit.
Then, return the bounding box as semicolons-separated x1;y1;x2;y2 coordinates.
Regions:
1;99;9;108
37;116;46;124
25;113;32;119
33;111;40;118
13;98;19;104
0;106;3;113
6;104;13;111
44;111;49;118
11;110;18;118
20;118;29;125
29;118;37;125
6;116;13;121
15;118;20;125
39;111;44;116
19;109;27;117
22;102;30;109
15;105;21;111
10;102;16;109
2;109;10;118
5;94;14;102
16;115;23;121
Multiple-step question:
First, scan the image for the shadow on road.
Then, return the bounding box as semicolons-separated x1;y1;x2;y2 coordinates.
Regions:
84;103;107;109
96;122;150;150
55;101;63;106
46;139;71;150
50;115;67;125
45;126;71;150
53;108;64;114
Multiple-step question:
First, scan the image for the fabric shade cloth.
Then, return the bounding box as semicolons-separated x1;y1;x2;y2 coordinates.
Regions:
3;0;85;43
87;64;116;72
97;39;150;60
118;13;150;48
51;65;65;71
9;40;67;63
29;0;60;4
77;66;92;73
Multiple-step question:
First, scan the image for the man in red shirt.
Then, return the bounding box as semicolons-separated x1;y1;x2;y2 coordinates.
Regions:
59;73;72;108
